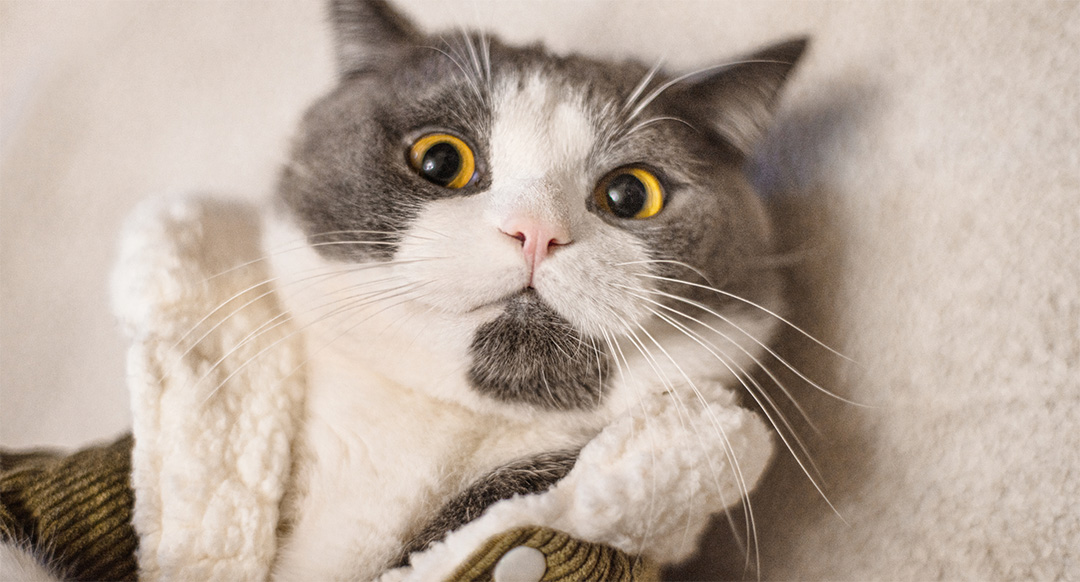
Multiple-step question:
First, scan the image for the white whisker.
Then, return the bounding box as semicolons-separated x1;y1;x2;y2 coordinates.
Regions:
171;264;347;361
200;229;421;286
197;279;422;403
626;288;849;523
629;58;800;120
480;32;492;90
625;116;697;136
623;60;664;113
630;287;823;438
633;283;869;408
639;271;856;365
172;257;439;363
618;325;681;558
461;30;485;86
422;44;485;103
632;320;757;568
642;291;836;508
212;281;433;414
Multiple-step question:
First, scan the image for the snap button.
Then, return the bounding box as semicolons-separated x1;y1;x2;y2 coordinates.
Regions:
492;545;546;582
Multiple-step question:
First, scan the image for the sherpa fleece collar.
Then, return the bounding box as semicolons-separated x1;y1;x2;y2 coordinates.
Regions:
113;196;307;581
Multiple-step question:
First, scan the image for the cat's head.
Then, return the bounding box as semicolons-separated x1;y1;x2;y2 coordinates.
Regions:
269;0;806;417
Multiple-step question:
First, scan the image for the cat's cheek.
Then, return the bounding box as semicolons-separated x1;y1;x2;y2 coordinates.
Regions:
395;199;530;314
533;233;655;337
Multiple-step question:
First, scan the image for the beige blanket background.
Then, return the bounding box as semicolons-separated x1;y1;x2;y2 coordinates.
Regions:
2;1;1077;579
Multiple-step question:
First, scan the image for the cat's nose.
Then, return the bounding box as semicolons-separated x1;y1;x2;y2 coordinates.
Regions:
500;215;571;274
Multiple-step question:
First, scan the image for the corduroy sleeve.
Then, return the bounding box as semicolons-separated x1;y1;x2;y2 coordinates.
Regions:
446;526;659;582
1;435;138;581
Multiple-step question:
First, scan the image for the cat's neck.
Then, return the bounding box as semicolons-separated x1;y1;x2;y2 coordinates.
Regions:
271;343;599;580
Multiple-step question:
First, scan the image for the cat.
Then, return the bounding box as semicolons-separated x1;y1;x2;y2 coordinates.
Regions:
0;1;809;580
259;0;807;579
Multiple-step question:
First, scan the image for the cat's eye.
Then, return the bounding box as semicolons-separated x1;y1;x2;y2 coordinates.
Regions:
408;133;476;189
594;167;665;219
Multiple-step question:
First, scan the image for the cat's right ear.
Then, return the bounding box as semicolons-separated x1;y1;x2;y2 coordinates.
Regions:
674;38;809;156
329;0;422;77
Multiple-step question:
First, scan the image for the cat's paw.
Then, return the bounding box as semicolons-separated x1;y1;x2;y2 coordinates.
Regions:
553;390;774;561
400;390;772;580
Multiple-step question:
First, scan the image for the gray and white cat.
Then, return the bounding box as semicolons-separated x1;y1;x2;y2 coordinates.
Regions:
0;1;813;580
0;3;806;582
257;0;807;578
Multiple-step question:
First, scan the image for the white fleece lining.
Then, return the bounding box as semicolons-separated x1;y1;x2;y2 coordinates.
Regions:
113;197;306;581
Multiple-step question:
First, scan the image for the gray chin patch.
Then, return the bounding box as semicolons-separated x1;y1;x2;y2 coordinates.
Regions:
467;290;608;411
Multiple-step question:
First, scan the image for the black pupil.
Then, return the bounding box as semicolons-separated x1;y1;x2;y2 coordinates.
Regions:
605;174;647;218
420;142;463;186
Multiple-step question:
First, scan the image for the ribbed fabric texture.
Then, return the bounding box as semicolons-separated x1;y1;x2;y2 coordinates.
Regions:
1;435;138;581
447;526;659;582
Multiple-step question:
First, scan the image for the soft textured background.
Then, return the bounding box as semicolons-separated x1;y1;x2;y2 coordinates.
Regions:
2;1;1077;580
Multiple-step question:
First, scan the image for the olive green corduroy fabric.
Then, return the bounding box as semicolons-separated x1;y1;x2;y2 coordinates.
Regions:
446;526;659;582
1;435;138;581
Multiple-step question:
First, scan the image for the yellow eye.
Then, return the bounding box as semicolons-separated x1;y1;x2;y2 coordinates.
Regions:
408;133;476;189
595;167;664;219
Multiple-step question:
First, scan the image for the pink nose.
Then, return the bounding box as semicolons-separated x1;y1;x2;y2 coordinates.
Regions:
500;215;571;276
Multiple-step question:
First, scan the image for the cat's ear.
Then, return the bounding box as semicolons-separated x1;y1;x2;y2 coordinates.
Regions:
329;0;422;76
675;38;809;155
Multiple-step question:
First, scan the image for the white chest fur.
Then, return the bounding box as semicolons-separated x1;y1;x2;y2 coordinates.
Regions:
270;345;599;581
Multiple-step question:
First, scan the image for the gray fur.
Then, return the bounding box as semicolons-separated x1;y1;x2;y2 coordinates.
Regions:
468;291;608;410
397;450;579;566
329;0;421;76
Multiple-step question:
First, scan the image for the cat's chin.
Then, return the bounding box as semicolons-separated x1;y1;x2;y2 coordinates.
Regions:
466;288;608;411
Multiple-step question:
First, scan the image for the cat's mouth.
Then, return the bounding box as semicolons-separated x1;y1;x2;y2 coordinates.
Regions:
468;286;543;314
502;287;544;309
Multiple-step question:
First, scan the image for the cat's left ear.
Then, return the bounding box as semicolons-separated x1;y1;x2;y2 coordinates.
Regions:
674;38;809;155
329;0;422;77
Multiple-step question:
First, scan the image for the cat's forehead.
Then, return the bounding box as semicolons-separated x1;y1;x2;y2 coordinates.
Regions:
489;73;596;183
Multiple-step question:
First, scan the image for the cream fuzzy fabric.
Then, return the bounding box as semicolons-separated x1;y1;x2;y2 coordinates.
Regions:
2;1;1077;580
111;197;307;580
